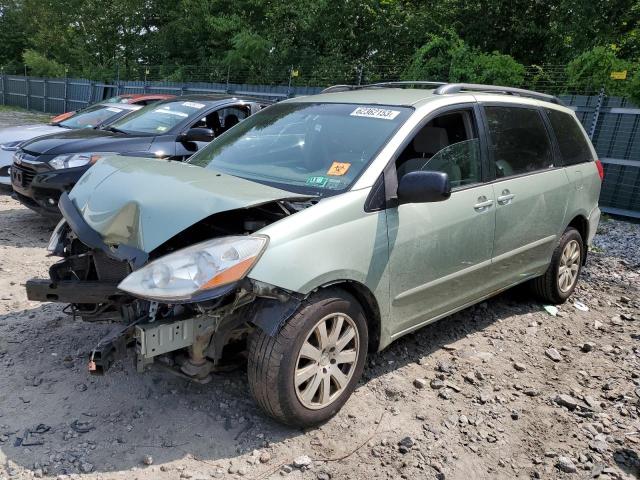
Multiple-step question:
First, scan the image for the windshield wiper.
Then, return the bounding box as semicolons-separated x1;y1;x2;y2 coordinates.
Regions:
55;124;72;129
104;126;126;134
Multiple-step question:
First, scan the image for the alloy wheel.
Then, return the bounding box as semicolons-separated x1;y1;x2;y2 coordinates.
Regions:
558;239;581;293
294;313;360;410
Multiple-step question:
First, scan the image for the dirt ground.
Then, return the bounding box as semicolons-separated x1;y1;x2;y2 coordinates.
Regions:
0;110;638;480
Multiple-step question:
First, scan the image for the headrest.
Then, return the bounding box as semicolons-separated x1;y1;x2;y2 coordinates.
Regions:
413;127;449;155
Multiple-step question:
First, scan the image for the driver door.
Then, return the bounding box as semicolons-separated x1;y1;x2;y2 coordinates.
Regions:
386;105;497;337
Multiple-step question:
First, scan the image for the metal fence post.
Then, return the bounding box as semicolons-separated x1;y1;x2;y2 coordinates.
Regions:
88;80;94;105
43;78;48;112
63;68;69;112
589;86;606;140
25;75;30;110
0;69;5;105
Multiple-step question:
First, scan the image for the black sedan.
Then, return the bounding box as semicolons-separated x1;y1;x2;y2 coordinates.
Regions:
12;95;270;217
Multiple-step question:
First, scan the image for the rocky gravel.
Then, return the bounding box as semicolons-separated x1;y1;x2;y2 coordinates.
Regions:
0;110;639;479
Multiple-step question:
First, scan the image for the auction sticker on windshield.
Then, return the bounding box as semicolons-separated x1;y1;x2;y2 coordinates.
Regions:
182;102;206;109
154;108;189;117
350;106;401;120
106;107;123;113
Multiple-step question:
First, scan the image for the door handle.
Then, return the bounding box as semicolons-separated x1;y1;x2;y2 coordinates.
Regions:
473;196;494;212
497;189;515;205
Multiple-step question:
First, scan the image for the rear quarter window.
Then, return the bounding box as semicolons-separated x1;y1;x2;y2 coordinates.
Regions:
545;109;594;166
484;106;554;178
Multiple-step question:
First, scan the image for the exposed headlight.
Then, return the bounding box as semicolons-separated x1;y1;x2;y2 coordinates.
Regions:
1;141;22;151
49;152;118;170
117;235;268;302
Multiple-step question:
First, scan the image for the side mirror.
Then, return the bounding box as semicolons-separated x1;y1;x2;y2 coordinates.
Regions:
179;127;215;143
397;171;451;204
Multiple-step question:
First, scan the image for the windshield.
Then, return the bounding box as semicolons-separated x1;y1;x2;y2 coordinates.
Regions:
110;100;208;135
58;104;126;129
189;103;412;194
103;95;132;104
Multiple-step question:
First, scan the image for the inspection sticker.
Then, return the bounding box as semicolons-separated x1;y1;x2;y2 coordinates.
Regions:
106;107;123;113
350;106;401;120
306;176;328;187
182;101;206;109
327;161;351;176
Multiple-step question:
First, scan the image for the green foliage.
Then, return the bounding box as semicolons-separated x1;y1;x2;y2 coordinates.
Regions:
566;46;635;96
0;0;637;100
22;49;66;77
403;33;525;86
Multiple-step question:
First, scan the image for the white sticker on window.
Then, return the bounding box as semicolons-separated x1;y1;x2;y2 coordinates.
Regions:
154;108;188;117
350;107;401;120
106;107;123;113
182;101;206;109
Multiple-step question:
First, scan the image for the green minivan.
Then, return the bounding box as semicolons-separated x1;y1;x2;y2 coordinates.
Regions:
28;83;602;426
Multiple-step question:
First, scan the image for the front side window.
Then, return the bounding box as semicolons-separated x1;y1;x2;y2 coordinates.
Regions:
110;100;209;135
57;105;125;129
396;110;481;188
189;103;412;195
189;105;251;136
485;106;553;178
545;108;594;166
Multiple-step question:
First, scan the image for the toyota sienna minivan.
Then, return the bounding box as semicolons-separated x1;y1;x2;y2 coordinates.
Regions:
26;82;602;427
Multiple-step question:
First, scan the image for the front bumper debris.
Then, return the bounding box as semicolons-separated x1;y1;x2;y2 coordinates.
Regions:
26;279;120;303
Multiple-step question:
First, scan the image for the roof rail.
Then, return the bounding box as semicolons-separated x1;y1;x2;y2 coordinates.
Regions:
321;80;446;94
433;83;562;105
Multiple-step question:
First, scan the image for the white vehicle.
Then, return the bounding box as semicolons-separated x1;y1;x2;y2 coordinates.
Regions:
0;103;141;186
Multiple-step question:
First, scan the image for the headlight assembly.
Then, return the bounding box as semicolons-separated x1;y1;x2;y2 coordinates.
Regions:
117;235;268;302
49;152;119;170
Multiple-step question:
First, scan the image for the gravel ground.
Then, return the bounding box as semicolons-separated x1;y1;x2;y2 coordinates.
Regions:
0;110;638;480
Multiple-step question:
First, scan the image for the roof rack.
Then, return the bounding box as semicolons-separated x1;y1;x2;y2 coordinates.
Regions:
320;81;563;105
434;83;562;104
321;81;446;94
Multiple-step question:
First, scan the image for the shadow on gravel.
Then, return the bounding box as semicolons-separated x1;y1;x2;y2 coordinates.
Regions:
361;285;538;385
613;448;640;477
0;285;541;476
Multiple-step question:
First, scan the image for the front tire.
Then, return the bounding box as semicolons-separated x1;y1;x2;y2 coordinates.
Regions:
531;227;584;304
247;289;368;427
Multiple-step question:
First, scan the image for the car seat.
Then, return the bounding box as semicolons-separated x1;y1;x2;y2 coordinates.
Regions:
397;127;462;185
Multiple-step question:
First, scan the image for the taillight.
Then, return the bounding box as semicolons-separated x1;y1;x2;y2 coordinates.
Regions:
595;159;604;181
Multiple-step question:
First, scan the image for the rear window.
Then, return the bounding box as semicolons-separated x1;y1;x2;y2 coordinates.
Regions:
545;109;594;166
485;106;554;178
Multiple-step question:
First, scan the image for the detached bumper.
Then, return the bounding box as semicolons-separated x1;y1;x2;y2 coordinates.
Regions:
26;279;121;303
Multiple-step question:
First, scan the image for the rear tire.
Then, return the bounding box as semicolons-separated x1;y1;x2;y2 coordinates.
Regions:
531;227;584;304
247;289;368;427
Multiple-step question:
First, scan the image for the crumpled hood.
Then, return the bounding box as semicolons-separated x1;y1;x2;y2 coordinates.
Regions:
0;124;64;144
69;156;303;252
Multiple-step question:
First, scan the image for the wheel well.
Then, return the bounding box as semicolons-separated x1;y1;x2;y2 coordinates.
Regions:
567;215;588;263
320;281;381;353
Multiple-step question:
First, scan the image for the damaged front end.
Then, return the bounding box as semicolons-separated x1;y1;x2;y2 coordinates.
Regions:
27;191;311;382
